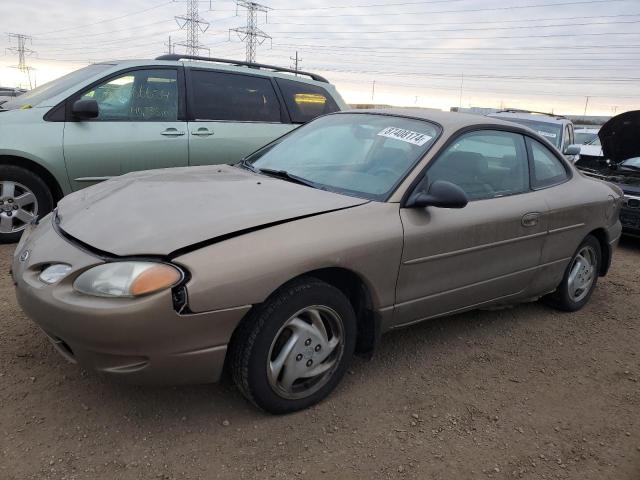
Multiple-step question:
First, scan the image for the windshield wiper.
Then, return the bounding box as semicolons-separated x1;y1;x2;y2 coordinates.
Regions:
257;168;322;189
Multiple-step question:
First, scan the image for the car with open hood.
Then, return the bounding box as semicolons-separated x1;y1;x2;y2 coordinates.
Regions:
576;110;640;236
12;109;622;413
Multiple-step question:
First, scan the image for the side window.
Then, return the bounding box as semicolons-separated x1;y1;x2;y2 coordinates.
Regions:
80;69;178;121
275;78;340;124
529;138;568;188
427;130;529;201
190;70;281;122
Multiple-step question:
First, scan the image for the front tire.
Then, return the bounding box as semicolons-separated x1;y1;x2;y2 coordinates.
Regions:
543;235;601;312
230;277;357;414
0;165;53;244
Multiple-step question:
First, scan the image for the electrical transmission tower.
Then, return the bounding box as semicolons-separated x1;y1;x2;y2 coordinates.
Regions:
174;0;210;55
6;33;36;89
230;1;271;63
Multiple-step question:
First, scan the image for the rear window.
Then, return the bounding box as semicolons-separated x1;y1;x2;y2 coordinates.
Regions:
190;70;281;122
276;78;340;124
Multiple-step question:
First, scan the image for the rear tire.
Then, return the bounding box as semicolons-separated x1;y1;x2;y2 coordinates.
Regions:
230;277;357;414
0;165;53;244
543;235;601;312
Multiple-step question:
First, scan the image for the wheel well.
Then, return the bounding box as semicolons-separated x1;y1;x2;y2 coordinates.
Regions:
303;267;380;357
0;155;64;202
588;228;611;276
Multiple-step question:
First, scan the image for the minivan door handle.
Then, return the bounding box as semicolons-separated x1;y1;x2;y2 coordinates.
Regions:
160;128;185;137
521;212;540;228
191;127;214;137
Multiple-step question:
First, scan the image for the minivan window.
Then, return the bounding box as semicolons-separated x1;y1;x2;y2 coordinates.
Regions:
190;70;281;122
276;78;340;124
2;63;112;110
79;69;178;121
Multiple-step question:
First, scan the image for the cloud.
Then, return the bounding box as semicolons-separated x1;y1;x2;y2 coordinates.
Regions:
2;0;639;114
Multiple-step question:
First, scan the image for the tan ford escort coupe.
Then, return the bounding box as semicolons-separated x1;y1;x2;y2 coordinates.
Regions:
12;110;622;413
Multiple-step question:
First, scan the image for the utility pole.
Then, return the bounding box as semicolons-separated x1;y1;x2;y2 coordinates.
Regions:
459;72;464;109
165;35;174;54
230;1;271;63
371;80;376;103
174;0;210;56
583;96;590;116
612;105;618;115
290;51;301;75
6;33;35;89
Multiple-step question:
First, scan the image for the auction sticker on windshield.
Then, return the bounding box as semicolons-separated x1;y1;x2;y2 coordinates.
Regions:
537;131;557;139
377;127;432;146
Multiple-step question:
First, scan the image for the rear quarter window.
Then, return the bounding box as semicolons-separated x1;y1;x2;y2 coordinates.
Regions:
276;78;340;124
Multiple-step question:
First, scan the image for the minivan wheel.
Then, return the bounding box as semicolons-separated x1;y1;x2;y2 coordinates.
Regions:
0;165;53;244
543;235;601;312
230;277;357;414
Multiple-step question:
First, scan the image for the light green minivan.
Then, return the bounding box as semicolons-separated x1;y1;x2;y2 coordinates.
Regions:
0;55;346;243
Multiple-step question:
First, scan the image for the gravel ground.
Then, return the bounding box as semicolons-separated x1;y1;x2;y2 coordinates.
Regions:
1;239;639;480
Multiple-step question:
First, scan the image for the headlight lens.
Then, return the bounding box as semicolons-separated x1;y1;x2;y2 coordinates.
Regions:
39;264;72;284
73;262;183;298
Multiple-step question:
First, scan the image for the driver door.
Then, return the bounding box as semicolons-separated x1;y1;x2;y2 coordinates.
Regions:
63;67;188;191
395;129;549;326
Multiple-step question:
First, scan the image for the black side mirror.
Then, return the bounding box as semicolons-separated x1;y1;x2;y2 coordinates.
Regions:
406;180;468;209
71;99;99;120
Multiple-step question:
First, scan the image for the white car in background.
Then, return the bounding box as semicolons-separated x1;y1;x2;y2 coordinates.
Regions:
574;127;600;146
487;110;581;162
579;135;604;158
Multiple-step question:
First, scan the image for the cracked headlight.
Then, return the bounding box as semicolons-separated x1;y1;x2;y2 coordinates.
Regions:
73;262;183;298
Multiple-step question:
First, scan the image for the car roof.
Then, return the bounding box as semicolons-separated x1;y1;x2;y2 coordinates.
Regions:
107;58;332;87
340;108;525;130
487;110;569;125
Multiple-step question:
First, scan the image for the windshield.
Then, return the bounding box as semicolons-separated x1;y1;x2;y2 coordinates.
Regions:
248;113;441;201
622;157;640;169
1;64;112;110
575;131;598;144
499;118;563;148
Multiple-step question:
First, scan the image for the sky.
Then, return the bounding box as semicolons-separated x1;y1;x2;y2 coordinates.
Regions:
2;0;640;115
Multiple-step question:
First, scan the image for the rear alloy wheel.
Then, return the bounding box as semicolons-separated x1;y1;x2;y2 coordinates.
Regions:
230;277;356;414
0;165;53;244
543;235;601;312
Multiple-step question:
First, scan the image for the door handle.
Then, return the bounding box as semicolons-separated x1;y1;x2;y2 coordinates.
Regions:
161;128;185;137
191;127;214;137
521;212;540;228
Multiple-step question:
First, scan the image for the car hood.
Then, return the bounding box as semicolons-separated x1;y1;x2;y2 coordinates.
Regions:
599;110;640;163
56;165;369;257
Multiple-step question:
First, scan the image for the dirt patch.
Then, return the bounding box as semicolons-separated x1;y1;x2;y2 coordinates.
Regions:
1;239;639;480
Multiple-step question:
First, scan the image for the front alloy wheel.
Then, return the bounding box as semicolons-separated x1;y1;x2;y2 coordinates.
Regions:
230;277;356;414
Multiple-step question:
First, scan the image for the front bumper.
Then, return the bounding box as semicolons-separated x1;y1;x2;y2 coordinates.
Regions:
620;194;640;234
12;216;250;385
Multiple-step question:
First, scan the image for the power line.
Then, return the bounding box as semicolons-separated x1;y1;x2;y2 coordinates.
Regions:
174;0;211;55
268;0;628;17
35;1;174;36
229;1;271;62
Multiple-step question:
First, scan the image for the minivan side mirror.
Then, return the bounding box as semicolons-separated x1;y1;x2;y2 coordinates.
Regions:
71;99;99;120
564;144;581;156
406;180;468;209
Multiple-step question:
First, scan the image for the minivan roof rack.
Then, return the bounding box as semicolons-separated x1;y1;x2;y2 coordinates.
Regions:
496;108;567;120
155;54;329;83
